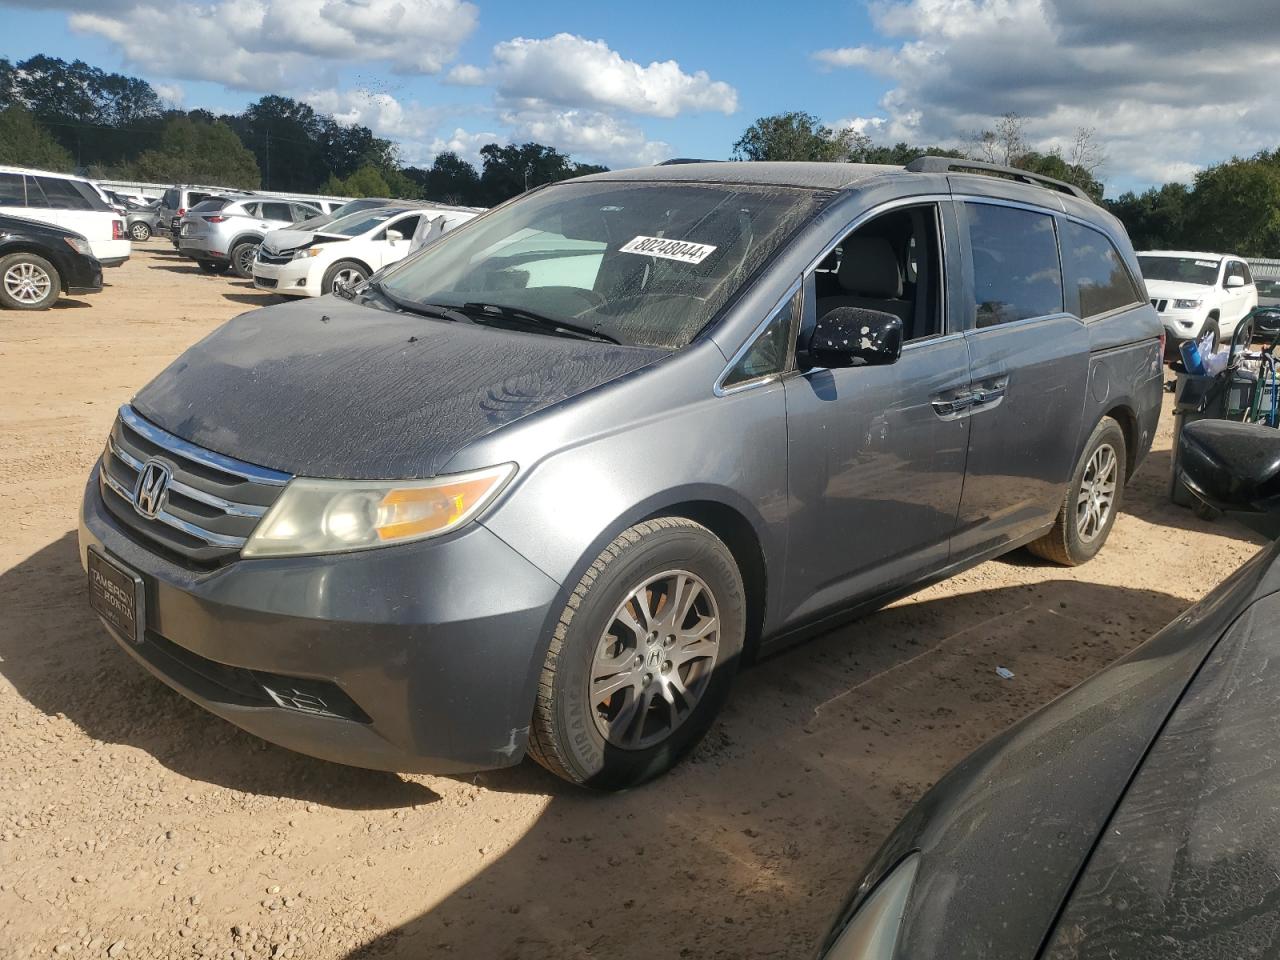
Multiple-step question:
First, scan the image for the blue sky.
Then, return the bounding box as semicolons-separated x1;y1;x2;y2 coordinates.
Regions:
6;0;1280;196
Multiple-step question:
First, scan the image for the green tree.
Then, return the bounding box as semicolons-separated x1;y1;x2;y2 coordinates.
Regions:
475;142;606;205
732;112;864;162
130;116;260;189
1106;183;1192;250
0;105;74;170
1183;153;1280;257
404;151;483;204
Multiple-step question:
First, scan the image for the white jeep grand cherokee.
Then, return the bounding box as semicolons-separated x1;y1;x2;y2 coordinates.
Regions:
1138;250;1258;354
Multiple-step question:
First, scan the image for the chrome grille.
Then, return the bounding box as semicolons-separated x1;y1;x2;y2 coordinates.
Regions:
257;249;292;265
98;404;291;565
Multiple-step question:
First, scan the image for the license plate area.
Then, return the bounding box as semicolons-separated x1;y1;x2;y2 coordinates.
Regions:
87;547;144;644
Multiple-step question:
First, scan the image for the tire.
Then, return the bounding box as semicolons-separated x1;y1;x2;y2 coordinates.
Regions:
230;241;259;279
1202;318;1221;352
322;260;369;295
196;260;231;275
0;252;60;310
1028;417;1127;566
129;221;152;242
527;518;746;790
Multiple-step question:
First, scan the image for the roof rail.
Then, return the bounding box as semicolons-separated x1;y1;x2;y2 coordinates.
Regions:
657;158;715;165
904;155;1094;203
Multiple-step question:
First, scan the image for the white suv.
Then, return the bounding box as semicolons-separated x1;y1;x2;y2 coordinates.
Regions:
1138;250;1258;353
177;196;321;277
0;166;130;266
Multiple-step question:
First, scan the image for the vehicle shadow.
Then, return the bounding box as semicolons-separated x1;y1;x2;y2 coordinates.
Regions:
223;292;286;306
338;575;1196;958
149;263;213;276
0;531;437;810
51;298;92;309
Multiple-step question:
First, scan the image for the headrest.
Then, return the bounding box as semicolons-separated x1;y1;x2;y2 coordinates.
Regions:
838;236;903;299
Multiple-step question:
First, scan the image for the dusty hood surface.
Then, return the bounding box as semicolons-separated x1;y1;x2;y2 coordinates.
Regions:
132;298;667;479
260;229;319;255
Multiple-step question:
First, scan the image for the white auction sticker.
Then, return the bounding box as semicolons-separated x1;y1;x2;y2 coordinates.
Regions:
619;235;717;264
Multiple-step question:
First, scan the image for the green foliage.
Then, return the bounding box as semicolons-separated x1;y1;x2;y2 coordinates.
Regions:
1106;183;1192;250
477;142;605;205
732;112;862;162
129;117;260;189
1017;151;1105;202
1183;153;1280;257
0;105;74;170
404;151;483;205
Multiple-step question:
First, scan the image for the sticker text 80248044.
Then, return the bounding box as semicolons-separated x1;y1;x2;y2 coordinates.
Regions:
619;236;717;265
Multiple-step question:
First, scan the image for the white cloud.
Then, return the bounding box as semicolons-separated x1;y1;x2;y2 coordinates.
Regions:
812;0;1280;189
152;82;185;108
427;127;505;168
450;33;738;118
70;0;477;90
503;109;672;168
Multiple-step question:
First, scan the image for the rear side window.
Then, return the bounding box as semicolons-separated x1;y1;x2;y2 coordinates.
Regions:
965;203;1064;328
190;198;230;213
1061;220;1142;319
37;177;93;211
0;173;26;206
1227;260;1251;286
259;202;293;221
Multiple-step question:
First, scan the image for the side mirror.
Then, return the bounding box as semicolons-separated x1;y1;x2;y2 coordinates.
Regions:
1226;274;1245;289
385;229;404;243
799;307;903;370
1179;420;1280;512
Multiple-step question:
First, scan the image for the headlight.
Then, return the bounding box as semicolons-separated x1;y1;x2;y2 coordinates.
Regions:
821;854;920;960
242;464;516;558
63;236;93;256
1174;299;1202;310
291;247;324;260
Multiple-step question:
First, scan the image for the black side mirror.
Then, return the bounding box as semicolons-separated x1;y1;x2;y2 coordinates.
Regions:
1179;420;1280;512
799;307;903;370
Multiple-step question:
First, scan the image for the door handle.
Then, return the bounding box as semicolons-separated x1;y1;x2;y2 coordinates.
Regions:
932;394;977;416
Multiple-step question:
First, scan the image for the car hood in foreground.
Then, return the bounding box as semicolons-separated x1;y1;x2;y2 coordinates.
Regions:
820;539;1280;960
1042;588;1280;959
131;298;667;479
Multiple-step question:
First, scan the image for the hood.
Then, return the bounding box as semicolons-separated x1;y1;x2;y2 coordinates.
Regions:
131;298;667;480
261;229;319;255
1144;278;1213;299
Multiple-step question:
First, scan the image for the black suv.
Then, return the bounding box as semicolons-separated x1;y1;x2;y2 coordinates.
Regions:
0;213;103;310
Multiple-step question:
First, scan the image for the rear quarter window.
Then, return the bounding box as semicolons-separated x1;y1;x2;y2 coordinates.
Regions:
1061;220;1142;319
0;173;26;206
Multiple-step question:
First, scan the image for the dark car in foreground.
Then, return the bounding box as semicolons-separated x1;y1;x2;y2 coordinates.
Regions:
818;426;1280;958
0;213;103;310
80;158;1163;789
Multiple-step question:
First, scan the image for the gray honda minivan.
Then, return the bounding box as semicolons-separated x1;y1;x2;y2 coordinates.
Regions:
80;158;1163;789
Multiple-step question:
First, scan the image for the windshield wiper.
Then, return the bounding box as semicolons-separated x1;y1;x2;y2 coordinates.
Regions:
360;282;474;324
459;302;621;344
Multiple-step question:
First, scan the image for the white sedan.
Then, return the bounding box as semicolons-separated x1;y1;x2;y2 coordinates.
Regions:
252;206;477;297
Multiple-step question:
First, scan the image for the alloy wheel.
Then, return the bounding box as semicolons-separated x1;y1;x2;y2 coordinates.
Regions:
3;261;52;305
236;245;258;275
130;222;150;241
1076;443;1118;542
331;268;364;293
589;569;720;750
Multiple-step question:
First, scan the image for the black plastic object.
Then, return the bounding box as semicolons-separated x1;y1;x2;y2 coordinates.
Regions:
1179;419;1280;512
801;307;903;369
904;155;1094;202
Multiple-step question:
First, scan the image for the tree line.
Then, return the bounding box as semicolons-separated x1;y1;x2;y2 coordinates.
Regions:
0;54;1276;256
0;55;605;206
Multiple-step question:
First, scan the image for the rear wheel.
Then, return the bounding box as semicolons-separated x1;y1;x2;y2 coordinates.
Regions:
196;260;230;275
527;518;746;790
1028;417;1127;566
0;252;60;310
322;260;369;295
230;241;259;279
129;221;152;242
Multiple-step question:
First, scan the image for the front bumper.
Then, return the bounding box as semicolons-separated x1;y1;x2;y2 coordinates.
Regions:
79;469;560;774
253;257;319;297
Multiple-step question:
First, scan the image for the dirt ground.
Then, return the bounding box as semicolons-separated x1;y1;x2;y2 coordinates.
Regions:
0;244;1269;960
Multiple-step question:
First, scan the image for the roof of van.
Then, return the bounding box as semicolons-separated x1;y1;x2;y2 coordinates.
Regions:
573;161;903;191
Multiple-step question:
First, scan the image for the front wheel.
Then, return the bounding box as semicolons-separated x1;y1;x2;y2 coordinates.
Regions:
0;252;60;310
129;221;152;241
527;518;746;790
1028;417;1127;566
1201;319;1221;353
323;260;369;295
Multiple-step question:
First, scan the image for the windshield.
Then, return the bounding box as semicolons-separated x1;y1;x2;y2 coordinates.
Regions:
1139;256;1220;285
321;208;406;237
378;181;826;349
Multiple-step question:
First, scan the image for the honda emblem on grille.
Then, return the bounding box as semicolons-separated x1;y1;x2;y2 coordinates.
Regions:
132;459;172;519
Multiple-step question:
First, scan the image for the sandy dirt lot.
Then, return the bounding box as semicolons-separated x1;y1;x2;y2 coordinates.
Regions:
0;244;1269;960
